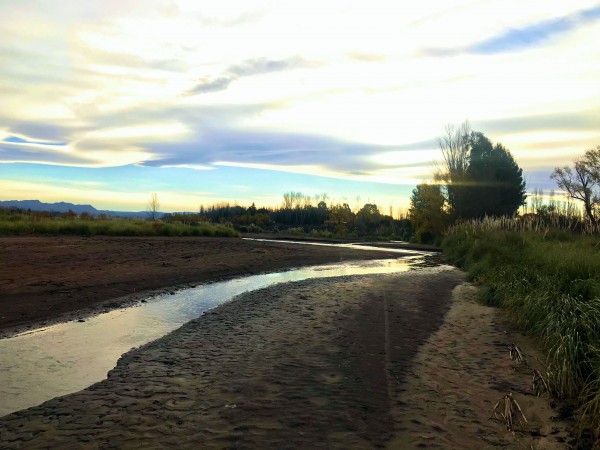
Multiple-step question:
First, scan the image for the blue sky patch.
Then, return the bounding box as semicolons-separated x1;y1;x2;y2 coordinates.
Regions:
470;5;600;54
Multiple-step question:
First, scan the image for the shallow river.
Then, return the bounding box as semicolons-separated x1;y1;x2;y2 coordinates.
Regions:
0;246;436;417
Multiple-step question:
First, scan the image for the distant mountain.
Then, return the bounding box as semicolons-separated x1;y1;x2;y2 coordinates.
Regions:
0;200;152;218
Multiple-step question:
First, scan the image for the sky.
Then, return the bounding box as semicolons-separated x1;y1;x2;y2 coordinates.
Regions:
1;0;599;213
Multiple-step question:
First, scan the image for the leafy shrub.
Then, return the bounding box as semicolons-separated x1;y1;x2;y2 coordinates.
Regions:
286;227;305;236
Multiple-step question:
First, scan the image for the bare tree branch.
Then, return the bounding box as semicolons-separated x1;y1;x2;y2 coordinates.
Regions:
551;147;599;227
147;193;160;221
436;121;471;177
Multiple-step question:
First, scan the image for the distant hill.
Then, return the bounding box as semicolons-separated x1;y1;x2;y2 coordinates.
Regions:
0;200;152;219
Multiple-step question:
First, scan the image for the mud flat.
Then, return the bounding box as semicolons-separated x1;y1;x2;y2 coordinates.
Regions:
0;267;570;449
0;236;412;335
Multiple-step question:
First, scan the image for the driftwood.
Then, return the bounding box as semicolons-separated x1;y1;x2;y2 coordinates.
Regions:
490;393;527;433
532;369;549;397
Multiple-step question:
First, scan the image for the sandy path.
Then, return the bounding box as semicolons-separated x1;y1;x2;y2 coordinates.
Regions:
388;283;572;449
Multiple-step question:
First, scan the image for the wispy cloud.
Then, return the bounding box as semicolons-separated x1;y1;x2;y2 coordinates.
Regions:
346;52;387;62
0;140;88;166
194;9;264;27
189;77;233;94
475;109;600;134
7;123;72;143
3;136;66;146
187;57;317;95
140;125;438;182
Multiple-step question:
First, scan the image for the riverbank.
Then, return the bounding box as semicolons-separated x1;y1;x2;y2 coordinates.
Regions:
0;268;570;448
443;223;600;443
0;236;416;336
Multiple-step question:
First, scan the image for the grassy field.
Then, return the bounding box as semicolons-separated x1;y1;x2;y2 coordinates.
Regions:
0;214;239;238
443;219;600;438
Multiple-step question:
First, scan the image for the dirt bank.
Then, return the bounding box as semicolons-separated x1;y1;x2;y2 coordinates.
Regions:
0;236;416;335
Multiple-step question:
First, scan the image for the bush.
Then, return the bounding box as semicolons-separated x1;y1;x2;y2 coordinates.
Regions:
309;229;333;238
286;227;305;236
238;224;263;233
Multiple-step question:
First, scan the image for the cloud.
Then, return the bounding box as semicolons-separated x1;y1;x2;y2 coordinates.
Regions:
3;136;66;146
0;140;90;166
1;0;599;194
9;123;72;143
475;109;600;134
139;125;438;182
187;57;317;95
195;9;264;27
346;52;387;62
419;47;463;58
188;77;233;94
228;57;312;76
1;90;441;184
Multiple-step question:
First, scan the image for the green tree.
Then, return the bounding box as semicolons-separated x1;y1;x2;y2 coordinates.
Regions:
551;145;600;228
462;133;527;219
409;183;448;243
436;124;526;219
355;203;382;235
326;203;354;235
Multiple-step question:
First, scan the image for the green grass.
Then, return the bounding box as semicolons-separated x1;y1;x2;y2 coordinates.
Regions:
0;215;239;238
443;221;600;437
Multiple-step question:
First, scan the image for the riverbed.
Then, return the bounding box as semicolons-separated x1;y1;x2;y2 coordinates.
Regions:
1;255;433;417
1;266;464;449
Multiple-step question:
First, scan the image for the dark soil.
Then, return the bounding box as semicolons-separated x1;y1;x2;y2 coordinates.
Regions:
0;236;412;335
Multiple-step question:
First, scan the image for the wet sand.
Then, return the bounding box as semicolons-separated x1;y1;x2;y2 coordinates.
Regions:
0;236;411;336
0;268;570;449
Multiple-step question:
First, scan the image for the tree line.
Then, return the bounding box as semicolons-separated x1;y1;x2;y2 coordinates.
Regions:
162;194;412;239
409;121;599;243
157;121;599;243
409;122;527;243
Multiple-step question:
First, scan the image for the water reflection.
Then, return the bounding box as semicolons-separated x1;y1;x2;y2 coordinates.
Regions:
0;256;432;417
242;238;426;255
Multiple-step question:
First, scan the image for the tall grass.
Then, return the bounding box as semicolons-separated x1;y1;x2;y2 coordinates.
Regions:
454;214;597;236
0;215;239;238
443;219;600;436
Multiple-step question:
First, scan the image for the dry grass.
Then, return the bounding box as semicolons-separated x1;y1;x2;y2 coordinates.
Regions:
490;393;528;433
